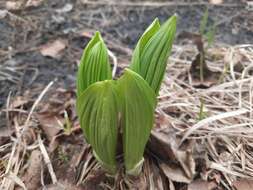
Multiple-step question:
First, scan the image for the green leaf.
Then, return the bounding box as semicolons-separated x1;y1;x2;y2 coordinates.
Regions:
206;24;216;47
130;18;160;73
199;8;209;35
118;69;156;175
77;80;119;173
130;15;177;95
77;32;112;99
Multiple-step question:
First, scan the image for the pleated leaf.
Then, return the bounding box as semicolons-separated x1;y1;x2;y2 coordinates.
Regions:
118;69;156;175
130;18;160;73
130;15;177;95
77;31;112;99
77;80;119;173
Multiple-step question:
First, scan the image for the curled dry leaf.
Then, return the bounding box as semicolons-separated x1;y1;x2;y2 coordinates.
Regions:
148;127;195;183
190;53;220;88
40;39;67;59
178;31;220;88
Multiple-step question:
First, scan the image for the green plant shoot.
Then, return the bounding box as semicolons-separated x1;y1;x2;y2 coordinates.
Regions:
77;80;119;173
76;15;177;175
130;15;177;95
118;69;156;175
77;31;112;98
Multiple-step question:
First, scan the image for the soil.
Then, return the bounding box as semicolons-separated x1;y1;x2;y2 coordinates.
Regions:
0;0;253;189
0;0;252;109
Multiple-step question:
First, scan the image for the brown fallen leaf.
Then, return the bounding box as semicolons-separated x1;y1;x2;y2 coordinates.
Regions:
38;88;75;115
148;128;195;183
48;125;82;152
5;1;23;10
188;180;217;190
36;88;77;151
25;0;44;8
36;113;63;141
77;30;95;40
40;39;67;58
149;130;176;161
190;53;220;88
209;0;223;5
159;162;191;183
233;179;253;190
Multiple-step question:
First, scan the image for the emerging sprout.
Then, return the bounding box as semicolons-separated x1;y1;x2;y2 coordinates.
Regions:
77;31;112;98
76;15;177;175
77;80;119;173
130;15;177;95
118;69;156;175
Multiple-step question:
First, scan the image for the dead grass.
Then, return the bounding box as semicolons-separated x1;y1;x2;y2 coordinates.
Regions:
157;43;253;189
0;1;252;188
0;43;253;189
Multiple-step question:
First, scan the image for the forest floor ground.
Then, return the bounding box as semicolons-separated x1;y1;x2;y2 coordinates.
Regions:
0;0;253;189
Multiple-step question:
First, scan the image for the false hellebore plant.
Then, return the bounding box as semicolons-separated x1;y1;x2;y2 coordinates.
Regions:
76;15;177;175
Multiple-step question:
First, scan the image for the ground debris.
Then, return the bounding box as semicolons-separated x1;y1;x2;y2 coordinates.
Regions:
45;181;83;190
233;179;253;190
0;127;11;146
178;31;221;88
5;0;44;10
149;128;195;183
17;150;42;190
0;1;253;189
188;179;217;190
40;39;67;59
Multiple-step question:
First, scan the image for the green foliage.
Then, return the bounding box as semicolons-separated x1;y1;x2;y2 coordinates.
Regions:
58;147;70;163
199;8;216;47
77;80;119;173
76;15;177;175
198;99;207;121
199;8;209;35
206;25;216;47
130;15;177;95
118;69;156;175
77;31;112;98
